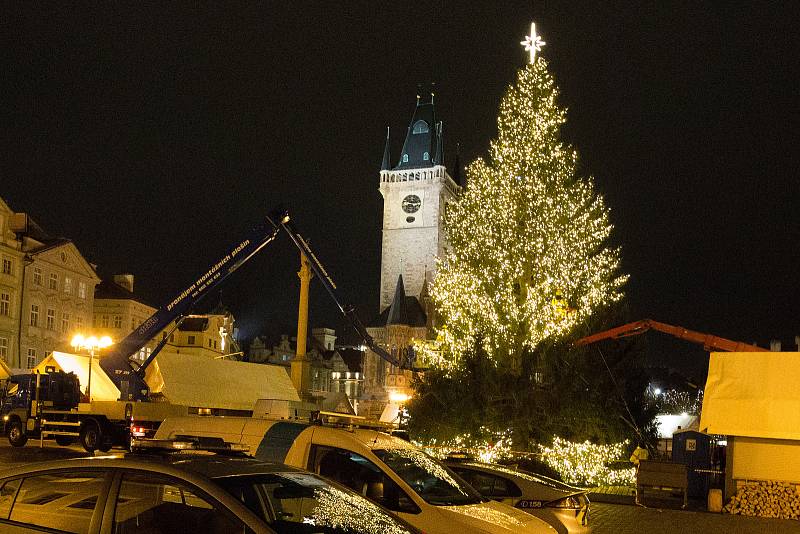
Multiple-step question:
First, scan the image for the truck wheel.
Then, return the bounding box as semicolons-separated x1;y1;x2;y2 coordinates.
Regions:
98;436;113;453
55;435;75;446
7;421;27;447
80;421;101;452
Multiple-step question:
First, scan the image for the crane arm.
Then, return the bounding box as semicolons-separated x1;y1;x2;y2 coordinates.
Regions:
269;209;423;371
575;318;767;352
100;219;282;400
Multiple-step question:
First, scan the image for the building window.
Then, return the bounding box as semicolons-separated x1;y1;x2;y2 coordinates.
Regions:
61;312;70;334
1;257;12;275
402;154;409;163
27;348;36;369
0;337;7;362
101;315;109;327
64;277;72;294
113;315;122;328
76;315;83;328
30;304;39;327
0;292;9;316
48;272;58;290
78;281;87;299
423;151;429;161
412;120;429;134
33;267;42;285
169;334;174;342
187;335;196;345
46;308;55;330
208;338;213;348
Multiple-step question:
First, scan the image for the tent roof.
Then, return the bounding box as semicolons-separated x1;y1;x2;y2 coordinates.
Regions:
145;353;300;411
700;352;800;441
35;351;120;401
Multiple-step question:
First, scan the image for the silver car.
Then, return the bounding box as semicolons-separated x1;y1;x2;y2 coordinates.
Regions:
0;446;420;533
445;460;591;534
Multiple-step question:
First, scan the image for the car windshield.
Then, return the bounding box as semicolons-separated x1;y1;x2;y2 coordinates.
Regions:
217;472;417;534
374;449;484;506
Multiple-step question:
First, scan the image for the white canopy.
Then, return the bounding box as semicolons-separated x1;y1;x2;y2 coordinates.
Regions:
144;352;300;411
35;351;120;401
700;351;800;440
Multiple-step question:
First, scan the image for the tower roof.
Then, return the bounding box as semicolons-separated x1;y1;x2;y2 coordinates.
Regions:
395;94;443;170
369;274;427;328
381;127;391;171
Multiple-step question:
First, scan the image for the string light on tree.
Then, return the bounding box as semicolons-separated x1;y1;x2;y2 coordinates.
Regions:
520;22;546;64
427;25;627;373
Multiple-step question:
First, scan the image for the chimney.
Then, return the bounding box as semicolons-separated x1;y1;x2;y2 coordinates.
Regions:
770;339;782;352
113;274;134;293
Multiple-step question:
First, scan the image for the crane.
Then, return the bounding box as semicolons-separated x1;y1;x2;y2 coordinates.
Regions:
575;319;767;352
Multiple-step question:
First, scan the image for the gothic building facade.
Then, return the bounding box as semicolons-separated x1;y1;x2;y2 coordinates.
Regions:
361;94;460;418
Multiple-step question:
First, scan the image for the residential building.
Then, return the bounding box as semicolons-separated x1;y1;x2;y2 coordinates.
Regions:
92;274;157;363
0;197;99;369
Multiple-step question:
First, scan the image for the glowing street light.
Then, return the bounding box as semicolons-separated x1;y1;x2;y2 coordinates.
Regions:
71;334;113;402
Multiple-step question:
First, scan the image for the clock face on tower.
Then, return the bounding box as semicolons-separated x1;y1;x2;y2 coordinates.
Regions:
402;194;421;213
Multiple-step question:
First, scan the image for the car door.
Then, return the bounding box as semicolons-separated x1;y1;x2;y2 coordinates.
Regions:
449;467;522;507
0;468;114;534
98;469;266;534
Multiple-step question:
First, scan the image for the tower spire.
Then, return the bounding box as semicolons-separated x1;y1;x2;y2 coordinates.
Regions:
381;126;391;171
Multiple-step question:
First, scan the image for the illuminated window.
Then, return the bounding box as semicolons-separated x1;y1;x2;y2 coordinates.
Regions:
46;308;55;330
0;337;7;362
0;292;9;316
64;277;72;294
30;304;39;327
1;257;12;275
76;315;83;328
412;120;429;134
78;282;87;299
33;267;42;285
113;315;122;328
101;315;109;328
48;273;58;290
26;348;36;369
423;151;429;161
402;154;409;163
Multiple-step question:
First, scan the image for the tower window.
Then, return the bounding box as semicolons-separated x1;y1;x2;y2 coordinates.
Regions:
423;151;429;161
402;154;409;163
412;121;429;134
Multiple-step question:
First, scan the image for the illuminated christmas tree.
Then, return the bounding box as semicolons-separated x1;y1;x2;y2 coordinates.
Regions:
431;51;627;373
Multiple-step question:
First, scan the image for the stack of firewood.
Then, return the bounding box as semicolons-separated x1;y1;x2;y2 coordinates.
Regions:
724;480;800;520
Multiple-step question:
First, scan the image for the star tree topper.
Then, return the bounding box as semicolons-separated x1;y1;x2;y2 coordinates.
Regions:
520;22;546;63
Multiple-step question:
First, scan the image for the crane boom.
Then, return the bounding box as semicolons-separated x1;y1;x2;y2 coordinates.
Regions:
575;319;767;352
269;209;423;371
99;208;422;402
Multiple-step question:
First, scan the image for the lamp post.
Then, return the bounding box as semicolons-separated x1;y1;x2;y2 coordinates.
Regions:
71;334;112;402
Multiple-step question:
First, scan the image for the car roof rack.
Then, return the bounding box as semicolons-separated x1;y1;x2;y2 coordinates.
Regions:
312;411;396;432
131;436;250;455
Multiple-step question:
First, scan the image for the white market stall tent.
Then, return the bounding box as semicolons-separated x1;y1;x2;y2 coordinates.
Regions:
144;352;300;412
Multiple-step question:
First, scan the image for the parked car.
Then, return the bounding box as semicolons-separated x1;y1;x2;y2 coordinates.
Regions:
0;437;421;534
154;416;556;533
444;460;591;534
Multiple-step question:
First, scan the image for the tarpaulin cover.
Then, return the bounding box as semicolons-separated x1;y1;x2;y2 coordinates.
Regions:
700;352;800;440
35;351;120;401
144;352;300;411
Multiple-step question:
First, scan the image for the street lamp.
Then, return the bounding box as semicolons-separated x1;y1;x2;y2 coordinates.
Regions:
71;334;112;402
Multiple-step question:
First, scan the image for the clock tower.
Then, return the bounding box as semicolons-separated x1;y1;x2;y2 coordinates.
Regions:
378;94;460;312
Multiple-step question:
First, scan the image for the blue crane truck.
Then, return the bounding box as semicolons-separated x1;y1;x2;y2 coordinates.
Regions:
1;209;420;452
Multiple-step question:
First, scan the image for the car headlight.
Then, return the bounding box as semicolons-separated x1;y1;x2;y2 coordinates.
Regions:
549;496;581;509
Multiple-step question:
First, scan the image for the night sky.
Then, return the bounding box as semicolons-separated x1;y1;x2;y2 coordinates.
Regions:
3;3;798;380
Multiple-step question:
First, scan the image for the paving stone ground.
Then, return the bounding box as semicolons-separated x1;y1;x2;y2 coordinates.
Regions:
591;502;800;533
